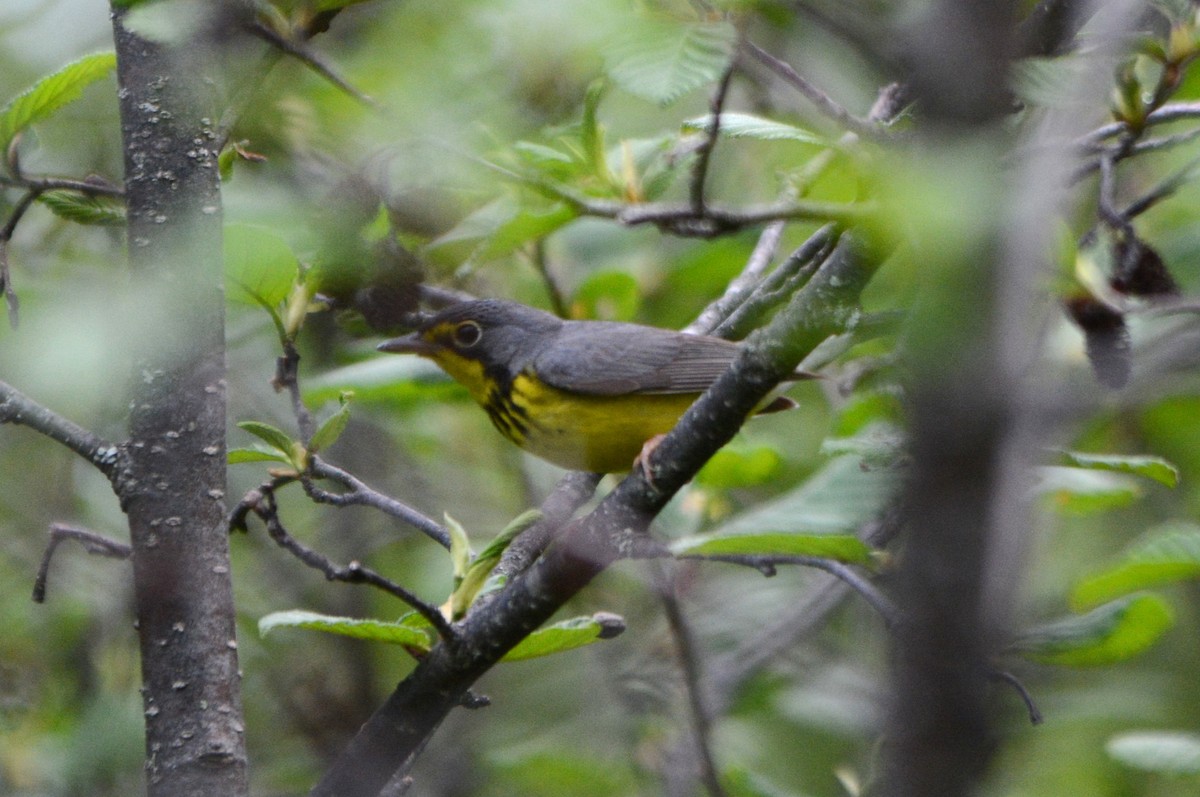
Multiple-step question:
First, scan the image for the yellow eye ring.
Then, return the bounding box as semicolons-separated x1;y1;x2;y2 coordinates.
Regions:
453;321;482;348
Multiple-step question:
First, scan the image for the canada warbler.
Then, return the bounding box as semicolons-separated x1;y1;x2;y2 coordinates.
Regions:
377;299;800;473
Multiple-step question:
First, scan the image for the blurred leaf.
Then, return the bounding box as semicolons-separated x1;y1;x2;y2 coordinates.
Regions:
1071;523;1200;610
122;0;210;44
314;0;375;9
671;530;872;564
604;19;736;105
682;112;826;145
478;203;578;261
1106;731;1200;775
303;355;461;407
488;751;638;797
571;270;640;321
0;52;116;153
707;455;897;536
1013;593;1174;666
1035;466;1141;515
725;767;815;797
832;391;905;437
237;421;296;456
819;420;905;468
501;614;623;662
37;191;125;226
1012;55;1096;106
1058;451;1180;488
696;446;782;489
224;224;299;308
258;610;434;651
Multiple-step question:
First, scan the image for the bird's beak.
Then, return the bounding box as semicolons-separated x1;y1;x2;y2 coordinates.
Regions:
377;333;438;355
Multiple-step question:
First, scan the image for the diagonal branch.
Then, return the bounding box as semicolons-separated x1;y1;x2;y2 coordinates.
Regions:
0;380;123;478
311;237;880;797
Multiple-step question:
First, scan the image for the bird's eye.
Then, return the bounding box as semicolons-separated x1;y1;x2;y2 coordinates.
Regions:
453;321;482;348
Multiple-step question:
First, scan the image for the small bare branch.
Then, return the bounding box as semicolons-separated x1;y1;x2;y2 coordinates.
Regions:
0;380;123;477
251;491;456;640
655;563;728;797
246;19;377;109
690;61;737;214
989;669;1044;725
743;40;893;141
33;524;131;603
306;457;451;549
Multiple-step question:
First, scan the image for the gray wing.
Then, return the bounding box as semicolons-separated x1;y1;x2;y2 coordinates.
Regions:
532;322;740;396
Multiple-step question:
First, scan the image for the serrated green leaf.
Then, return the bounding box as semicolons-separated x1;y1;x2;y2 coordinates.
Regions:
670;531;872;564
0;52;116;153
258;610;434;652
501;614;621;662
477;203;578;261
1014;594;1174;666
37;191;125;226
682;112;827;145
604;19;736;106
1107;731;1200;775
224;224;299;308
1035;466;1141;515
237;421;296;456
309;401;351;453
1071;523;1200;609
1058;451;1180;488
227;447;295;465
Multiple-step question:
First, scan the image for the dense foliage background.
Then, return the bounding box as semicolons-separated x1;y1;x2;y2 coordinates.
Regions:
4;1;1200;795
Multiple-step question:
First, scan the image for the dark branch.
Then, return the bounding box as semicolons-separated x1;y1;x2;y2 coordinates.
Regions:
304;457;451;549
32;524;132;603
245;20;377;108
989;669;1044;725
250;491;456;640
690;61;736;213
0;380;123;478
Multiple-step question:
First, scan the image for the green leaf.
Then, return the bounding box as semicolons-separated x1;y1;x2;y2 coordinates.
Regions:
37;191;125;226
237;421;296;456
445;513;472;584
581;79;607;178
477;203;578;261
258;610;434;652
682;112;826;145
571;270;640;321
670;531;872;564
227;447;295;465
604;19;736;106
0;52;117;153
1071;523;1200;610
1106;731;1200;775
1013;594;1174;667
308;395;352;453
501;613;624;662
224;224;299;308
1035;466;1141;515
695;446;782;489
302;355;458;408
1058;451;1180;488
707;455;898;536
819;420;905;468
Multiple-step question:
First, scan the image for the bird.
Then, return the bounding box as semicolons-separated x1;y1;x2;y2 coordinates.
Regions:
377;299;803;473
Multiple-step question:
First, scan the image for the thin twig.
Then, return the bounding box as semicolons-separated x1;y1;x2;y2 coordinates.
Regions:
655;563;729;797
530;238;569;318
742;40;892;141
0;174;124;197
989;669;1044;725
0;380;123;478
246;20;377;108
1121;152;1200;219
32;524;131;603
690;61;737;214
1079;101;1200;145
252;491;456;640
685;219;787;335
273;342;317;444
306;457;451;549
683;553;898;627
